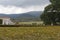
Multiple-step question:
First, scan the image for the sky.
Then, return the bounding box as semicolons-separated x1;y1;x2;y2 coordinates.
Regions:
0;0;50;14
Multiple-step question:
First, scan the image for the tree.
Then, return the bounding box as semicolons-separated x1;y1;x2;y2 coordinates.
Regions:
0;19;2;24
40;0;60;25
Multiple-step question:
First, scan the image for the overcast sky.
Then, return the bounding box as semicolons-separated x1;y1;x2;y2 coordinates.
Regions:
0;0;50;14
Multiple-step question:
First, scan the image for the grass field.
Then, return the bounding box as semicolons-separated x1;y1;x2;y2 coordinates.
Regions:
0;26;60;40
19;21;43;25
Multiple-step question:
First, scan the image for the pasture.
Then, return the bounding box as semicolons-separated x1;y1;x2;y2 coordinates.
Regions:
19;21;44;25
0;26;60;40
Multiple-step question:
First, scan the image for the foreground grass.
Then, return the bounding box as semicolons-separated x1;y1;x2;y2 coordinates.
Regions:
0;26;60;40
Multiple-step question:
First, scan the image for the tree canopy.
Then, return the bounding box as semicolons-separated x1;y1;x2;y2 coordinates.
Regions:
40;0;60;25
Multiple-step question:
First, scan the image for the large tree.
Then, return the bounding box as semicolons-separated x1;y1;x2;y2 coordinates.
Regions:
40;0;60;25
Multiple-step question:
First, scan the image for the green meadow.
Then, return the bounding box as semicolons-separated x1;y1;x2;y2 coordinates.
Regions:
0;26;60;40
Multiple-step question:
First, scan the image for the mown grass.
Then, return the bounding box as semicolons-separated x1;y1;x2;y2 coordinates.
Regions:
0;26;60;40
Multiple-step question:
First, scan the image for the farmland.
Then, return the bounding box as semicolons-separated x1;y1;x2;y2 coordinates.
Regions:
19;21;43;25
0;26;60;40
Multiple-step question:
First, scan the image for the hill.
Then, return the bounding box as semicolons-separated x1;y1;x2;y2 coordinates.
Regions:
0;11;43;22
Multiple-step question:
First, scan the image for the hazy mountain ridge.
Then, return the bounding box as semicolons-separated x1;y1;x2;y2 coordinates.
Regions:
0;11;43;21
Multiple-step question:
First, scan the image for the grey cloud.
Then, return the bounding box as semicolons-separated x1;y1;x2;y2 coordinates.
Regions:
0;0;50;7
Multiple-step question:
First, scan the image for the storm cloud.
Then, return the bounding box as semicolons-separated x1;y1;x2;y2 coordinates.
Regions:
0;0;50;14
0;0;50;7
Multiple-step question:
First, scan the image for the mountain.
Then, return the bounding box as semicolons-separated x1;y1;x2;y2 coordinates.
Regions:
0;11;43;22
26;11;43;17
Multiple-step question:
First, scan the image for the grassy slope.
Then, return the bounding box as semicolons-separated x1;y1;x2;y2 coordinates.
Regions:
0;26;60;40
